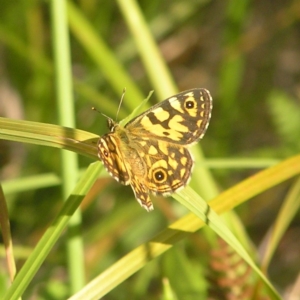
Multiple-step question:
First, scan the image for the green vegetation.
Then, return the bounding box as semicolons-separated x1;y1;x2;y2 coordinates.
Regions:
0;1;300;299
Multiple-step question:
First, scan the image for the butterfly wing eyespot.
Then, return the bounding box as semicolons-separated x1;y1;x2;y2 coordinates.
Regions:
153;169;167;183
185;100;195;109
97;88;212;211
100;147;109;158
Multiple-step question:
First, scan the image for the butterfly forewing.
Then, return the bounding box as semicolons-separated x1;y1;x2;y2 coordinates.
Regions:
126;88;212;145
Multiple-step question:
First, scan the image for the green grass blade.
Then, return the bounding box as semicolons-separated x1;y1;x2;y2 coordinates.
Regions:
116;0;177;99
67;1;144;111
174;187;280;299
0;117;98;160
261;176;300;271
69;154;300;299
2;162;102;300
51;0;84;291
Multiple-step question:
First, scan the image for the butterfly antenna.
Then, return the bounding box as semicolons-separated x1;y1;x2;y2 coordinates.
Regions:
92;107;111;121
116;88;126;121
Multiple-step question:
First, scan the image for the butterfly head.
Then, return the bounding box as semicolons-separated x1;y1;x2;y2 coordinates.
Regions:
107;117;118;132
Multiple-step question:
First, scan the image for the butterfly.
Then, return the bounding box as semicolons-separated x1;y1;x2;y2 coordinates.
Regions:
97;88;212;211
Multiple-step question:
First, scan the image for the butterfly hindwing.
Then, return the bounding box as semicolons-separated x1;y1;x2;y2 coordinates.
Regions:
133;139;194;195
97;135;130;185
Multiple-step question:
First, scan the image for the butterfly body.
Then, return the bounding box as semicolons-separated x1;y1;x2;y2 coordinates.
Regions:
97;88;212;211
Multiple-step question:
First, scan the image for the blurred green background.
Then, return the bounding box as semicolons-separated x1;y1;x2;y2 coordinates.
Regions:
0;0;300;299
